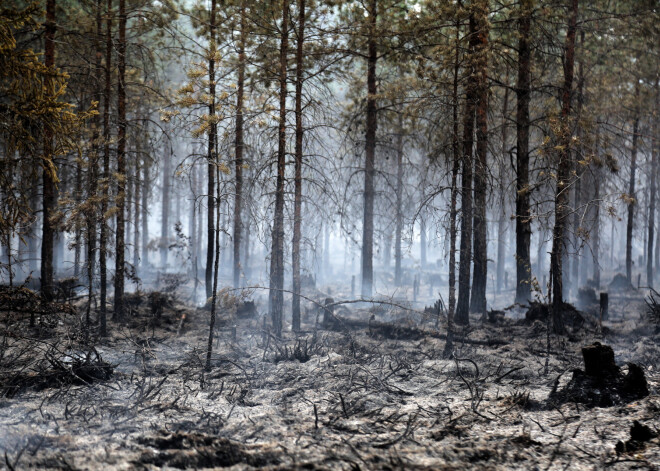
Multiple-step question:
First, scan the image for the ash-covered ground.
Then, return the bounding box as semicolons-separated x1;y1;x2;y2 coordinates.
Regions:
1;282;659;470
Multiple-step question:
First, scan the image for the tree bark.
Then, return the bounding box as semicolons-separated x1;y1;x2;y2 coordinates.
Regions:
361;0;377;298
233;1;246;289
626;79;639;283
571;31;585;289
41;0;57;303
141;156;149;268
626;80;640;284
269;0;289;336
161;136;171;268
99;0;112;335
394;115;403;287
420;215;427;269
114;0;126;321
133;152;140;270
292;0;306;332
648;82;659;288
206;0;217;299
497;75;509;295
470;0;489;314
87;0;101;321
550;0;578;335
515;0;532;304
448;20;460;321
455;11;478;326
592;126;601;289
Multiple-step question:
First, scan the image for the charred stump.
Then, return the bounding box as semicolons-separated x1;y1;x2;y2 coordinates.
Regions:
549;342;649;408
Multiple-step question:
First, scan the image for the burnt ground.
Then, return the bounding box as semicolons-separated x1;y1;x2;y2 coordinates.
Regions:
0;288;659;470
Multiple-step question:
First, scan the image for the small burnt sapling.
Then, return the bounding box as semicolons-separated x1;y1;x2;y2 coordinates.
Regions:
549;342;649;408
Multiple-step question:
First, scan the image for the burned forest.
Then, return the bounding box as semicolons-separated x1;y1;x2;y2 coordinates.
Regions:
1;0;660;469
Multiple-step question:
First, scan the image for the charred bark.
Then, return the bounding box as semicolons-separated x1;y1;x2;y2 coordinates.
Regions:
99;0;112;336
626;80;640;285
515;0;532;304
470;0;489;314
114;0;126;322
361;0;377;298
550;0;578;335
269;0;289;336
233;2;246;290
292;0;306;332
41;0;57;303
205;0;217;300
455;12;478;326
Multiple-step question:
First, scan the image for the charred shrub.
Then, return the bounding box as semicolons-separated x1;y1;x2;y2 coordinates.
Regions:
272;335;324;363
645;289;660;329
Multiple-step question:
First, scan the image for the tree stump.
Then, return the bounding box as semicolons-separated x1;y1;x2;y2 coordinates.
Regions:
582;342;618;377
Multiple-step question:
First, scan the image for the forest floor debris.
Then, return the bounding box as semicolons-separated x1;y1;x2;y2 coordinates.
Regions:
0;289;658;470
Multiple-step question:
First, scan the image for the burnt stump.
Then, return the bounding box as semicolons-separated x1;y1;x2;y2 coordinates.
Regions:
548;342;649;408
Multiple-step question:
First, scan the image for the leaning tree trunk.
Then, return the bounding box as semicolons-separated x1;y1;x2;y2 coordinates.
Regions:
515;0;532;304
233;1;246;289
455;11;478;326
550;0;578;335
205;0;217;299
470;0;489;314
114;0;126;322
292;0;306;332
268;0;289;336
361;0;377;298
41;0;57;303
626;80;640;285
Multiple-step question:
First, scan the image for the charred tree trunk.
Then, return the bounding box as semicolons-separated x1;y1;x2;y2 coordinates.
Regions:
497;77;509;295
41;0;57;302
133;153;140;270
470;0;489;314
593;135;601;289
550;0;578;335
233;2;246;289
141;157;149;268
448;20;460;321
205;0;217;300
114;0;126;322
161;138;171;268
74;158;82;279
455;11;478;326
394;116;403;287
292;0;306;332
87;0;101;316
99;0;112;335
626;80;640;285
361;0;377;298
420;215;427;269
515;0;532;304
648;82;659;288
269;0;289;336
571;32;585;289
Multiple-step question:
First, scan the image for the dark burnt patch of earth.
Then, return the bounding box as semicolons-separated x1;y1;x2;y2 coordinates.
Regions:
135;431;281;469
549;342;649;408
